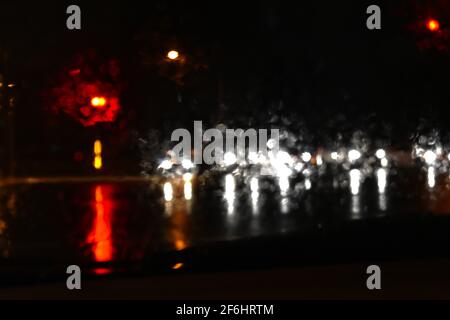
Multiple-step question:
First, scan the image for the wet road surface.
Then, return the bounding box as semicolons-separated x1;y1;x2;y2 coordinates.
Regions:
1;166;450;281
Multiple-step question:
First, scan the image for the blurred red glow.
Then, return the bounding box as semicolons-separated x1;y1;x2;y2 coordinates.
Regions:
427;19;440;32
51;56;122;126
69;68;81;76
87;185;114;274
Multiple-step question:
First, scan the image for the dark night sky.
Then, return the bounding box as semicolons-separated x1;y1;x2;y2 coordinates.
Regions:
1;0;450;160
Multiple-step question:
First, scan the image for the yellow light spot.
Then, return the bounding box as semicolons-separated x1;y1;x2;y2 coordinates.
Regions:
93;140;103;170
175;240;186;250
94;155;102;170
94;140;102;155
7;83;15;88
172;263;183;270
427;19;440;32
167;50;179;60
91;96;107;108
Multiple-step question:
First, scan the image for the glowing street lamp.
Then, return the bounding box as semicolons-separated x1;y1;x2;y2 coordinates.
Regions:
167;50;180;60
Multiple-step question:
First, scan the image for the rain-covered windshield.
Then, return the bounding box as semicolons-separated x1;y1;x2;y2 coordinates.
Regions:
1;1;450;280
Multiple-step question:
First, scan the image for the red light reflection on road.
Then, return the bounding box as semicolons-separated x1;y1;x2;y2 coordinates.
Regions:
87;185;114;274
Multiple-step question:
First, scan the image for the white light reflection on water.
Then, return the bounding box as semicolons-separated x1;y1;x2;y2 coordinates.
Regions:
184;181;193;200
250;177;259;213
224;174;235;214
276;161;291;213
163;182;173;201
377;168;387;194
349;169;361;219
281;198;289;214
279;175;290;197
351;195;361;219
183;173;193;200
427;166;436;189
377;168;387;211
349;169;361;196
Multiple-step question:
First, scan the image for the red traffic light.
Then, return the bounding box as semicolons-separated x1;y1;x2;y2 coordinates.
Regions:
91;96;107;108
426;19;440;32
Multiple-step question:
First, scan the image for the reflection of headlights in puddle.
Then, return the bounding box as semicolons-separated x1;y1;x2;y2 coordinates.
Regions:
184;181;192;200
250;177;259;213
377;168;387;194
427;166;436;189
163;182;173;201
278;175;290;197
224;174;235;214
350;169;361;196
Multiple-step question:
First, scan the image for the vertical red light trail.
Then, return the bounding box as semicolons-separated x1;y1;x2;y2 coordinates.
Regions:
88;185;114;274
